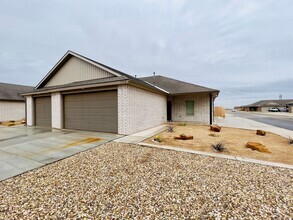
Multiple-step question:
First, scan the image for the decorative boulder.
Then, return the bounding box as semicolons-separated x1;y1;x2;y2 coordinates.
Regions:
256;130;266;136
210;125;221;132
246;142;271;153
174;134;193;140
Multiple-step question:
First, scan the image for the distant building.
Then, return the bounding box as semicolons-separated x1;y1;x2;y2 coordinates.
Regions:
236;99;293;112
0;82;34;122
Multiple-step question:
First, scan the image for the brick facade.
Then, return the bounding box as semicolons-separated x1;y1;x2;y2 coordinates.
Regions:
51;92;63;129
118;85;167;135
26;96;34;126
170;93;210;124
0;101;26;122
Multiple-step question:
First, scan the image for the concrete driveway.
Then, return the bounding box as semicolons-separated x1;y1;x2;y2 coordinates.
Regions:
0;126;122;181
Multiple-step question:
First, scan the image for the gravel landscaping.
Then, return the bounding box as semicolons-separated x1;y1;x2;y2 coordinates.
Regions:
0;142;292;219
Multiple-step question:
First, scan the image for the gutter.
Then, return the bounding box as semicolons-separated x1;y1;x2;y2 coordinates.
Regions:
21;80;129;96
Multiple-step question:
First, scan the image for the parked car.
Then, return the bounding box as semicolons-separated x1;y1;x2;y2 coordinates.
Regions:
268;107;280;112
280;107;289;112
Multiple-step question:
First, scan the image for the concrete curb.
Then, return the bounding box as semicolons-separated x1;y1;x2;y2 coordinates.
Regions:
138;142;293;169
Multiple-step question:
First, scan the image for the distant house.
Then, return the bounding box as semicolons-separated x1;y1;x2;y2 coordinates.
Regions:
287;102;293;113
238;99;293;112
0;82;34;122
22;51;219;135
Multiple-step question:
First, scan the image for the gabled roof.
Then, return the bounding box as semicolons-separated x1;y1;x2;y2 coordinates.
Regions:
0;82;33;101
140;75;219;95
243;99;293;107
25;50;220;96
33;50;163;94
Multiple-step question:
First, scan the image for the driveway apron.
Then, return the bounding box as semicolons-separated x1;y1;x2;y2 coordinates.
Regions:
0;126;121;181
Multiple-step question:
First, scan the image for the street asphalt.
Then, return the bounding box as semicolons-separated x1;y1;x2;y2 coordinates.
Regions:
229;111;293;131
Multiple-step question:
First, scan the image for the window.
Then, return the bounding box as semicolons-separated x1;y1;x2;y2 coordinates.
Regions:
186;100;194;115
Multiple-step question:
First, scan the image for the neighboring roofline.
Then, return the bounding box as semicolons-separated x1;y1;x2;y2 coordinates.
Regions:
241;99;293;107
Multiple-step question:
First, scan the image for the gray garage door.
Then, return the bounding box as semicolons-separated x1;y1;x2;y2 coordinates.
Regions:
35;96;52;127
63;90;118;133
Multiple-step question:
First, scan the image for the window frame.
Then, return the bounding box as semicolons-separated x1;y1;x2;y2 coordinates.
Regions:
186;100;194;116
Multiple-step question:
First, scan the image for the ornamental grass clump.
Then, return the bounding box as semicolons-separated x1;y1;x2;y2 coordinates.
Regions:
211;142;226;152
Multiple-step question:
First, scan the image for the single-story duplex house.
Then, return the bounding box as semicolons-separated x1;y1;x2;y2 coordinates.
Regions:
22;51;219;135
238;99;293;112
0;82;33;122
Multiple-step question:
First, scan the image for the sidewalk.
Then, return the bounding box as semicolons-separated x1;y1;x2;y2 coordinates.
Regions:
216;114;293;138
115;125;168;144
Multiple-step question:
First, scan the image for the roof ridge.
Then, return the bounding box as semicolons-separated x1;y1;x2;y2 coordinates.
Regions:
140;75;218;92
0;82;33;87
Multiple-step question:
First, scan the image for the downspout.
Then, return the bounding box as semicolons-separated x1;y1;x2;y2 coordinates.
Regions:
25;98;27;126
209;93;213;125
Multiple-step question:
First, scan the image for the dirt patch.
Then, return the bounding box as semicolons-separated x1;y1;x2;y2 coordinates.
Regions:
0;119;25;127
144;124;293;165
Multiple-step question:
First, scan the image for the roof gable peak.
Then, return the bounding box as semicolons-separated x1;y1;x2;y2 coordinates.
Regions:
35;51;123;89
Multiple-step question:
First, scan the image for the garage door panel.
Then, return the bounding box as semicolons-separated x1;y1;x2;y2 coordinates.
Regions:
64;91;118;133
35;96;51;127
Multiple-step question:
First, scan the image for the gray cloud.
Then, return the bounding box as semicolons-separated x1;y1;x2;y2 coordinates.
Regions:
0;0;293;107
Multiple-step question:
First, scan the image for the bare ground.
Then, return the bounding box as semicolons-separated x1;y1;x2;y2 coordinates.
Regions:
144;124;293;165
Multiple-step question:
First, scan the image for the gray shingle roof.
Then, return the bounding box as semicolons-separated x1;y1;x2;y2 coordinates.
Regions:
29;51;220;96
243;99;293;107
32;76;127;93
140;75;219;95
0;82;34;101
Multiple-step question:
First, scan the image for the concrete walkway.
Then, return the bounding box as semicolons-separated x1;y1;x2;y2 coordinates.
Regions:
115;125;168;143
215;114;293;138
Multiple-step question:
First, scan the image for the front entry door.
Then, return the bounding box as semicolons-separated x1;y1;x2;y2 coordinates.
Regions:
167;101;172;121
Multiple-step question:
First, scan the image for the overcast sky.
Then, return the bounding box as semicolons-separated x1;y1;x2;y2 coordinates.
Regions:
1;0;293;107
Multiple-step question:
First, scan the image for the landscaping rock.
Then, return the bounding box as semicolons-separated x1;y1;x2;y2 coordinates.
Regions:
246;142;271;153
256;130;266;136
210;125;221;132
174;134;193;140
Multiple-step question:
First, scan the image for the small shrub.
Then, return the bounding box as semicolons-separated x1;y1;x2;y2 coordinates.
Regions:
166;126;174;132
211;142;226;152
178;122;186;126
289;137;293;145
154;135;162;143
